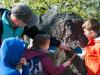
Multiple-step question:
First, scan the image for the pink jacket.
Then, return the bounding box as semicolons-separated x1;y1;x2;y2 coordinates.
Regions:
23;49;66;75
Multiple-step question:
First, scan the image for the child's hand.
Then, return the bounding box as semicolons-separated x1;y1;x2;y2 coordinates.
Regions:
58;44;72;51
63;60;71;67
20;58;27;65
63;53;75;67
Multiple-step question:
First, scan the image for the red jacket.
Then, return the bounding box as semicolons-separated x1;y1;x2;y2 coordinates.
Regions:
84;38;100;75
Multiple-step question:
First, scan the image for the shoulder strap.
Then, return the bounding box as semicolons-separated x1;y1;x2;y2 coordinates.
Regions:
0;19;3;46
0;19;3;40
0;8;7;43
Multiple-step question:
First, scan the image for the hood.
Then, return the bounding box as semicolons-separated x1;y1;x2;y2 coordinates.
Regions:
23;49;48;60
2;10;11;26
0;38;25;68
87;37;100;46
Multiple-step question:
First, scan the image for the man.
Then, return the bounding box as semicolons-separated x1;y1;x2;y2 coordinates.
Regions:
0;3;70;52
0;2;38;42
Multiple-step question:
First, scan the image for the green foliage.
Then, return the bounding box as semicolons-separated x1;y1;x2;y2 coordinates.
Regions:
1;0;100;21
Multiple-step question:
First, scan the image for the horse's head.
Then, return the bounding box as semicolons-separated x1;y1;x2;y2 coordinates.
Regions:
69;13;89;48
39;12;88;48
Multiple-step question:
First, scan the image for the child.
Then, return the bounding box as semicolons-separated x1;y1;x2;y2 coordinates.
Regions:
82;19;100;75
0;38;29;75
23;34;72;75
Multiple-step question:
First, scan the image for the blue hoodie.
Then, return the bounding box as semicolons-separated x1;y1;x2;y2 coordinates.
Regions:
0;38;29;75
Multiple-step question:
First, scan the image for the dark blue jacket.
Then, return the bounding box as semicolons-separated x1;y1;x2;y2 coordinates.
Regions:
0;38;29;75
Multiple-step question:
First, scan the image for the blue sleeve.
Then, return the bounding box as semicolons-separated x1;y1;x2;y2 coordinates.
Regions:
22;65;29;75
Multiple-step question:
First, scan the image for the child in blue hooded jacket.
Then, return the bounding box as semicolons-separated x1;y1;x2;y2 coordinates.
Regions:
0;37;29;75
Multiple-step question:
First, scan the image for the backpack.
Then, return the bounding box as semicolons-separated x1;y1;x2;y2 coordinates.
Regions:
28;56;45;75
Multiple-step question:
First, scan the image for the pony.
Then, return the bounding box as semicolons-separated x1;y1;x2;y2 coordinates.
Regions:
37;12;88;75
23;5;89;75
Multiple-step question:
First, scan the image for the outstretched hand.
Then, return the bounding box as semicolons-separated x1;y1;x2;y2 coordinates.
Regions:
63;60;71;67
58;44;72;51
63;53;76;67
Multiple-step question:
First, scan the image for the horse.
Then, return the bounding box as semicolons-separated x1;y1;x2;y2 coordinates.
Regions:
37;12;88;75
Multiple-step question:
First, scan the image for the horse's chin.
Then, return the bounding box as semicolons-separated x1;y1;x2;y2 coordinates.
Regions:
79;36;89;48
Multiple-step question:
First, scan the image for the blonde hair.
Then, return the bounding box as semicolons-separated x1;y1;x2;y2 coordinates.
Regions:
82;19;100;32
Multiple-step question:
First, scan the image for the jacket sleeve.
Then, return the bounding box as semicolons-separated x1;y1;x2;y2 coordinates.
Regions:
41;56;66;75
23;26;40;39
22;65;29;75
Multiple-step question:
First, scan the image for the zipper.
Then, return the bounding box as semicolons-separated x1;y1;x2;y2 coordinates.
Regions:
13;26;18;37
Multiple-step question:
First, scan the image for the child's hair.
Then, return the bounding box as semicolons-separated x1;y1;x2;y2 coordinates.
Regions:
82;19;100;32
33;34;50;49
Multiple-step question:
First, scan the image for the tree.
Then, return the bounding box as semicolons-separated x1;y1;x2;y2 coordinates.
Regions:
1;0;100;21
